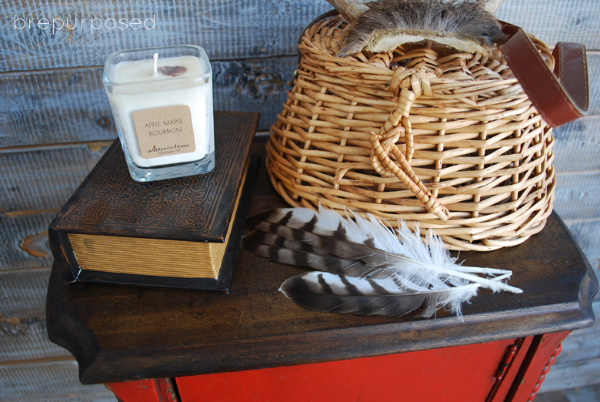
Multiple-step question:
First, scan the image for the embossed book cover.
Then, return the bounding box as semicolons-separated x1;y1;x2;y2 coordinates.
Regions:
48;112;259;291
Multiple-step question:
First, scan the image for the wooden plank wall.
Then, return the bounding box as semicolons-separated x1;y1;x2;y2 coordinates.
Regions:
1;0;598;399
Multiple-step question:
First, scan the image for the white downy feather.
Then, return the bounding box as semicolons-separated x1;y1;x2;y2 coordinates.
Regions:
244;206;522;317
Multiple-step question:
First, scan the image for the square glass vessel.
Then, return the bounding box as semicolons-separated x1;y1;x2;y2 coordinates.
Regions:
103;45;215;182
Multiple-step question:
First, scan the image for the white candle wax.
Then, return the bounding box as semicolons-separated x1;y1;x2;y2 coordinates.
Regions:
107;54;213;168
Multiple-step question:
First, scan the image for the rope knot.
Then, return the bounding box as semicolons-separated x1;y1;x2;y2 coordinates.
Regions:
370;87;450;222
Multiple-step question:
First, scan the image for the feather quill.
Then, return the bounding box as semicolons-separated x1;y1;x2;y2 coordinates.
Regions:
243;206;521;318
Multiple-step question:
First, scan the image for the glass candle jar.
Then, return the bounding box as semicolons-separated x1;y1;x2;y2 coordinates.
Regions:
103;45;214;182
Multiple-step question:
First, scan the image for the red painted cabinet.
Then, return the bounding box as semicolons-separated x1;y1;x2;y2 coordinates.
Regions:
178;338;524;401
105;332;567;402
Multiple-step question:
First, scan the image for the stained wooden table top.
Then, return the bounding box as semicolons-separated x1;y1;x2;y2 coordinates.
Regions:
46;136;598;385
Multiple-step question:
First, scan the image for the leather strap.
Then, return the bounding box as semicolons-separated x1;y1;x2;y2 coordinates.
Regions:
299;14;589;128
501;22;589;127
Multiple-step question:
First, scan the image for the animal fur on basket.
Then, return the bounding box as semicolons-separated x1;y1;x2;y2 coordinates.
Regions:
243;206;521;318
336;0;507;56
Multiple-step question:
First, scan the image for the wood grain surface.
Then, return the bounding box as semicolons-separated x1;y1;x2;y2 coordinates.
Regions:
0;57;296;147
45;137;598;384
2;0;598;71
1;0;332;70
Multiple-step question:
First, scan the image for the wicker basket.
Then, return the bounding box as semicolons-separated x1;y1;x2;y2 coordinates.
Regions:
267;15;557;251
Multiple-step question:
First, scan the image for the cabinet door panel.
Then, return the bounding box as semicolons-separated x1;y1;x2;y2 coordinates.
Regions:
177;338;517;402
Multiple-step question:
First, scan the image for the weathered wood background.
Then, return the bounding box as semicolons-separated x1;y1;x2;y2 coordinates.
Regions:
1;0;599;399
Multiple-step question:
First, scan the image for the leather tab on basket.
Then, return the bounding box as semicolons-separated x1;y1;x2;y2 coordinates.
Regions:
500;22;589;128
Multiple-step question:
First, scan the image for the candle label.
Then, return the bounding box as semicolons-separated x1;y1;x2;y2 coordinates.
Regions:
132;105;196;159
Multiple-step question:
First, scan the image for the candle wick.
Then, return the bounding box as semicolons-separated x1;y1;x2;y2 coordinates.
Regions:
152;53;158;75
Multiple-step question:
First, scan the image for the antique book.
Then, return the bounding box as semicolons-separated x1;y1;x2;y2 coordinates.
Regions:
48;112;259;291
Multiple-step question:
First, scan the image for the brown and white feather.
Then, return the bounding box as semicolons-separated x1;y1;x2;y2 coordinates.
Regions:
242;206;521;318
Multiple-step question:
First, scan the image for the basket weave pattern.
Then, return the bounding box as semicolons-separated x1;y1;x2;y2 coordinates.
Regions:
267;16;555;251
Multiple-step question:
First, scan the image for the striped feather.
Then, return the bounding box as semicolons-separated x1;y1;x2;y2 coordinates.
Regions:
280;272;479;317
242;230;374;276
243;206;521;318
